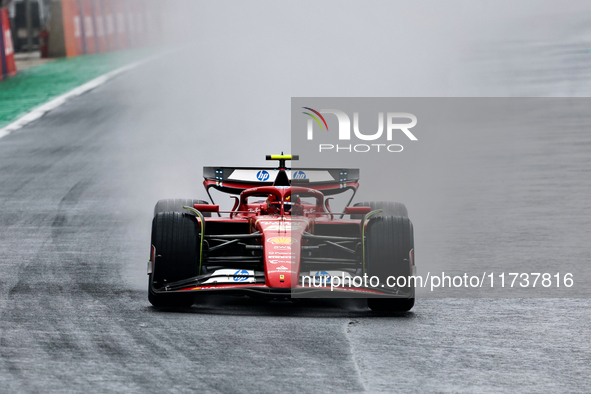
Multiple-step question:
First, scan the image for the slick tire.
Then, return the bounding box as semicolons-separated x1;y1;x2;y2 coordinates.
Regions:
366;215;415;312
351;201;408;219
154;199;211;217
149;212;200;307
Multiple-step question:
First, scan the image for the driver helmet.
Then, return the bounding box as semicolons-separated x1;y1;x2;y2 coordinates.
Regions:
284;195;292;214
266;195;281;215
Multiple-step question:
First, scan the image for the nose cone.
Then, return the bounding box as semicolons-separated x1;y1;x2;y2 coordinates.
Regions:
257;218;308;288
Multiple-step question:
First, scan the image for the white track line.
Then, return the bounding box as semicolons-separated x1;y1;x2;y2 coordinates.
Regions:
0;58;146;139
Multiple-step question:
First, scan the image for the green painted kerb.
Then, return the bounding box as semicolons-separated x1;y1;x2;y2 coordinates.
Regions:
0;49;152;129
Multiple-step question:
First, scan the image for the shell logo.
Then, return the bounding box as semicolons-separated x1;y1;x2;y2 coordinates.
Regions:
267;237;298;244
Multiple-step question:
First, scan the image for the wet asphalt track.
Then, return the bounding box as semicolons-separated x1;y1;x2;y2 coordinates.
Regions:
1;60;591;393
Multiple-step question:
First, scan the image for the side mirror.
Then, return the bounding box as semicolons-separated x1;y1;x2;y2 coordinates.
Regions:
344;206;371;215
194;204;219;213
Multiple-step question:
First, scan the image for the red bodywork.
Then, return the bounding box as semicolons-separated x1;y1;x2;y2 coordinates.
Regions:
150;163;398;298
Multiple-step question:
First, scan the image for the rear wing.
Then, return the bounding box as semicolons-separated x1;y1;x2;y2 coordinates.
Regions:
203;167;360;196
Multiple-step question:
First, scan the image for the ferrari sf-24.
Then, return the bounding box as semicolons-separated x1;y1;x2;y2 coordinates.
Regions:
148;155;415;311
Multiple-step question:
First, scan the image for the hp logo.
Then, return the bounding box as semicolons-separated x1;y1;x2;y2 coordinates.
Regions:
233;270;249;282
315;271;331;283
293;171;307;180
257;170;270;181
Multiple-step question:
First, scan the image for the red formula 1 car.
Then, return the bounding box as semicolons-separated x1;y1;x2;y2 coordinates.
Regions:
148;155;415;312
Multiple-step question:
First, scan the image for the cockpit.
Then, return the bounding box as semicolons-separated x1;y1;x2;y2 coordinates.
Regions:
239;186;324;217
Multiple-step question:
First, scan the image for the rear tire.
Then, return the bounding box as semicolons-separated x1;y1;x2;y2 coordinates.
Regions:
366;216;415;312
154;199;211;217
149;212;200;307
352;201;408;219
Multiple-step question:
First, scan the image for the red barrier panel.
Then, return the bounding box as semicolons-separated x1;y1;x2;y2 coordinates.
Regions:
80;0;97;54
92;0;107;53
59;0;150;58
0;8;5;81
62;0;83;56
0;7;17;80
113;0;128;50
101;0;118;51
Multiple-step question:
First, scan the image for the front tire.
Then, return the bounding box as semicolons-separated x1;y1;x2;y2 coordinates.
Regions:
149;212;200;307
365;215;415;312
154;199;211;217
